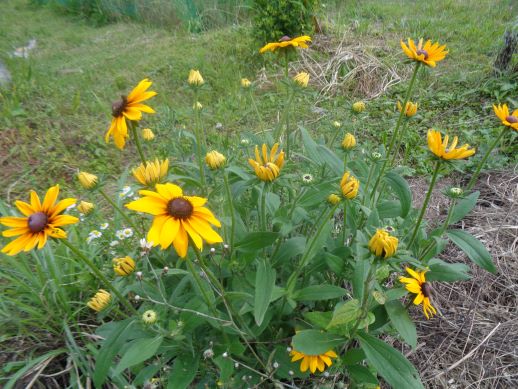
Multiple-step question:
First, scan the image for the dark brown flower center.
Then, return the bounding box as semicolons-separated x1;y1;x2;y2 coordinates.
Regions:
505;115;518;123
421;282;432;298
111;95;128;117
279;35;291;42
416;49;429;59
167;198;193;219
28;212;48;233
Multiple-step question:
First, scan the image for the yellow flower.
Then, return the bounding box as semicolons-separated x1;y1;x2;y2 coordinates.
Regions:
341;133;356;150
142;309;158;324
188;69;204;86
248;143;285;182
205;150;226;170
327;194;341;205
368;228;398;258
493;103;518;131
400;38;448;67
87;289;111;312
399;267;437;319
290;348;337;374
293;72;309;87
340;171;359;199
397;100;418;117
105;78;156;149
352;101;366;113
427;129;476;160
0;185;78;256
77;201;95;215
125;183;223;258
193;101;203;110
113;256;136;276
142;128;155;141
132;159;169;187
241;78;251;88
259;35;311;54
77;171;98;189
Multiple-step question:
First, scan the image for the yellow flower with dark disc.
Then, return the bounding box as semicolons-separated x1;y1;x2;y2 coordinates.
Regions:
493;103;518;131
399;267;437;319
259;35;311;54
340;171;359;199
397;100;418;117
113;256;136;276
105;78;157;149
132;159;169;187
205;150;226;170
248;143;285;182
125;183;223;258
427;129;475;160
290;348;337;374
341;133;356;150
77;201;95;215
87;289;111;312
0;185;78;256
400;38;448;67
368;228;398;258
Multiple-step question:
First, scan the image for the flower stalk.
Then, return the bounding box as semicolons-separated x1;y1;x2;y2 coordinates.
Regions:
98;188;140;233
129;121;147;166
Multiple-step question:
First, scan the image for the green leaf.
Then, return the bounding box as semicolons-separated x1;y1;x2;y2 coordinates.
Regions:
303;311;333;329
377;200;402;218
352;259;370;300
326;299;361;329
347;364;379;385
254;259;276;326
114;336;164;375
384;171;412;217
167;354;199;389
446;229;496;273
292;330;344;355
293;285;347;301
385;300;417;349
343;348;366;366
450;191;479;224
357;332;424;389
272;236;306;263
266;192;281;215
426;258;471;281
235;232;279;252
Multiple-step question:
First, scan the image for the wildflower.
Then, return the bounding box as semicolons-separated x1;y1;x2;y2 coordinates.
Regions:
259;35;311;54
215;122;223;130
302;173;313;184
119;186;134;199
109;240;119;247
448;187;464;198
77;201;94;215
89;230;102;239
493;103;518;131
105;78;156;149
132;159;169;187
87;289;111;312
371;151;382;160
399;267;437;319
142;128;155;141
203;348;215;359
397;100;418;117
188;69;204;86
241;78;251;88
427;129;475;160
210;247;216;254
115;230;125;240
290;348;337;374
0;185;78;255
140;238;153;249
248;143;285;182
100;223;109;230
327;193;341;205
113;256;136;276
241;138;250;145
340;171;360;199
293;72;309;87
122;228;133;238
352;101;366;113
205;150;226;170
142;309;158;324
193;101;203;110
222;352;228;358
135;271;143;280
77;171;98;189
332;121;341;128
341;133;356;150
369;228;398;258
401;38;448;68
125;183;223;258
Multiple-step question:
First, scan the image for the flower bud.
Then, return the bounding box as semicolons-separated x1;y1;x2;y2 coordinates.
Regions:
293;72;309;87
327;193;341;205
77;171;98;189
352;101;366;113
142;309;157;324
340;171;360;199
205;150;226;170
113;256;136;276
141;128;155;141
241;78;251;88
77;201;95;215
188;69;204;86
341;133;356;150
397;100;418;117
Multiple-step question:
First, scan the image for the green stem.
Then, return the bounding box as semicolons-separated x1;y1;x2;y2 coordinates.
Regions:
341;201;348;245
129;121;147;166
285;91;294;158
466;127;506;191
408;159;442;247
260;183;268;231
418;198;457;261
223;171;235;251
284;50;289;79
363;161;375;207
349;263;376;338
390;119;409;166
61;239;137;315
343;152;348;172
249;91;264;131
186;258;217;316
98;189;140;233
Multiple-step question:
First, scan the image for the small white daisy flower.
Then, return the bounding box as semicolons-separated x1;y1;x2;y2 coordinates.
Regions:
240;138;250;145
115;230;125;240
122;228;133;238
109;240;119;247
302;173;313;183
89;230;102;238
100;222;109;230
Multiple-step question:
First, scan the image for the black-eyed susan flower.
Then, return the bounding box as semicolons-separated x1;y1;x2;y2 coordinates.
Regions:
142;309;158;324
142;128;155;141
401;38;448;68
188;69;204;86
427;129;475;160
352;101;366;113
77;171;98;189
0;185;78;256
241;78;251;88
259;35;311;54
397;100;418;117
290;348;337;374
368;228;398;258
341;133;356;150
87;289;111;312
105;78;157;150
293;72;309;87
205;150;226;170
327;193;341;205
399;267;437;319
493;103;518;131
340;171;359;199
113;256;136;276
77;201;94;215
125;183;223;258
248;143;285;182
132;159;169;187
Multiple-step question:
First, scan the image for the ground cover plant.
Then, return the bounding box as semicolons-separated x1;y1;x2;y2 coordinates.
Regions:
1;0;517;388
